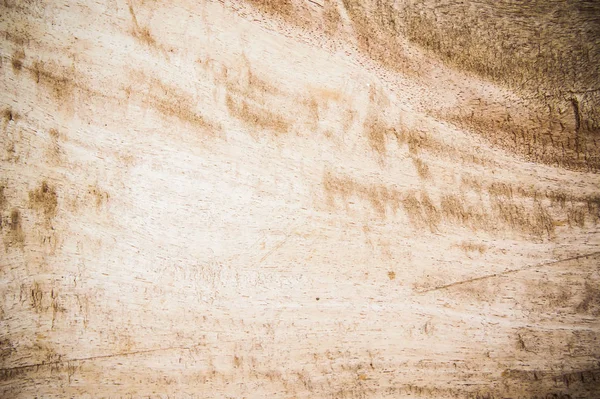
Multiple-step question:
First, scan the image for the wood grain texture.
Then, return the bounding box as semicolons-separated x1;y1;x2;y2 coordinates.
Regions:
1;0;599;398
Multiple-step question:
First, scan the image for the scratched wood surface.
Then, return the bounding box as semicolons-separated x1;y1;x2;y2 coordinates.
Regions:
1;0;599;398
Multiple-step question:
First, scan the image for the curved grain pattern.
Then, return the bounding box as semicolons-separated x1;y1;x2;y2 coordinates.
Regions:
1;0;599;398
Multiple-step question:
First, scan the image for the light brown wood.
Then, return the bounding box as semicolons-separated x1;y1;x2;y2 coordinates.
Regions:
1;0;599;397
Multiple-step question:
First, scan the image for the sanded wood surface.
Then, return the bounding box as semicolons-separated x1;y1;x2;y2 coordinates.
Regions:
1;0;599;398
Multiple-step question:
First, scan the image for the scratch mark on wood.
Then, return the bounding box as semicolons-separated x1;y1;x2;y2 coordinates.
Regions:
417;251;600;294
0;344;201;375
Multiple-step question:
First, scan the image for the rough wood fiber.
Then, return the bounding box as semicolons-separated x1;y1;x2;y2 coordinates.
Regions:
1;0;599;398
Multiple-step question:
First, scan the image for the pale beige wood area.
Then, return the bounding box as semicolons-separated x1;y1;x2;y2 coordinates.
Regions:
1;0;599;398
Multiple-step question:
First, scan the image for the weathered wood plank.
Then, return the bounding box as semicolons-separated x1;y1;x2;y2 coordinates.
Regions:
1;0;599;397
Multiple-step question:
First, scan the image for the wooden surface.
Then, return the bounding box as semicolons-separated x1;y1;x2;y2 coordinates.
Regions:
1;0;599;397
